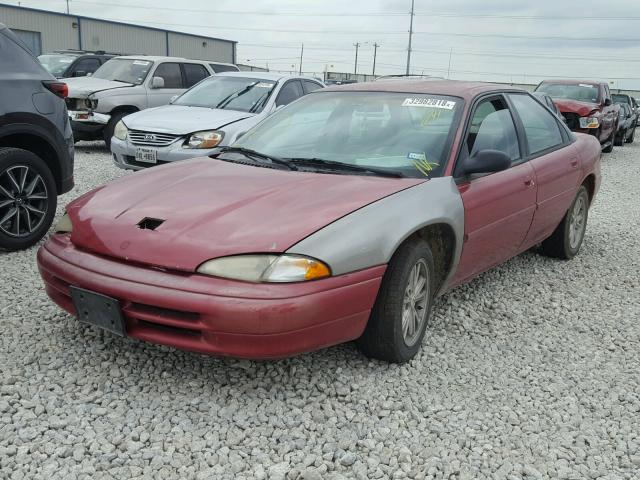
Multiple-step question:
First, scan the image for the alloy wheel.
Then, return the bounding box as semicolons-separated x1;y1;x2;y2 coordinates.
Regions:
0;165;49;238
402;259;430;347
568;195;587;250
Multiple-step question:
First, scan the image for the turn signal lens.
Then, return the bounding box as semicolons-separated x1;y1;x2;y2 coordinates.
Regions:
196;254;331;283
184;130;224;149
55;213;73;233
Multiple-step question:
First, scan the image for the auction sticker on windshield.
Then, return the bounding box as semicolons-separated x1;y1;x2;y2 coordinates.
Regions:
402;98;456;109
133;60;151;66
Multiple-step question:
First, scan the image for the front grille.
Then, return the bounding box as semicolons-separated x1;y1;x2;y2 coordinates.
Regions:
128;130;182;147
562;112;580;130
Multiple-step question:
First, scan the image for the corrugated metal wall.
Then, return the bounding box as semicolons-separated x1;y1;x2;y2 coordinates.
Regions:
79;19;165;55
0;4;79;52
0;5;236;63
167;32;234;63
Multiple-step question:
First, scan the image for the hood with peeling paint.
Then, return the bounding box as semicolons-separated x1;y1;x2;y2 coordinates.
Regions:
66;158;424;271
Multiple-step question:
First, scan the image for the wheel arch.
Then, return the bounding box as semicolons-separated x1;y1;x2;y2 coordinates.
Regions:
0;132;62;194
110;105;139;117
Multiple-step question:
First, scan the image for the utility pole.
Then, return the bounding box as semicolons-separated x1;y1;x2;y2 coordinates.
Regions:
353;42;360;75
447;48;453;79
66;0;70;14
406;0;415;75
372;43;380;76
299;43;304;75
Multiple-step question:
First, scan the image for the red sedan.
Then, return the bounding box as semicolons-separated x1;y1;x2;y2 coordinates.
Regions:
38;81;601;362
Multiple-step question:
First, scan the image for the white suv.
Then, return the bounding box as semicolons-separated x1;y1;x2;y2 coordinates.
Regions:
63;56;238;147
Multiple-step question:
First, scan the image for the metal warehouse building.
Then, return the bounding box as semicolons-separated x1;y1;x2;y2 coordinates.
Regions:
0;3;236;63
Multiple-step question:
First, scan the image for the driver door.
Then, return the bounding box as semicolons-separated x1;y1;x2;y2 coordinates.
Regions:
452;95;537;285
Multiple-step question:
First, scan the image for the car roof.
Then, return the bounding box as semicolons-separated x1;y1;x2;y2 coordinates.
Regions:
216;71;322;82
321;79;524;100
114;55;209;63
539;79;605;86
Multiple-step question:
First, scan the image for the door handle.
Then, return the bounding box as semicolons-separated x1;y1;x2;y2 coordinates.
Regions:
524;178;535;187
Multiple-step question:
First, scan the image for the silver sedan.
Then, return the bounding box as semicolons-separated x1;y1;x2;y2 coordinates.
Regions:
110;72;324;170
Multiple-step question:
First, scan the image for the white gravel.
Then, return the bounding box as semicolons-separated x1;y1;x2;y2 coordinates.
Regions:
1;140;639;480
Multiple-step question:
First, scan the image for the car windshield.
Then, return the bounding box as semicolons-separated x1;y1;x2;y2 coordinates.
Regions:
91;58;152;85
234;91;462;178
537;83;600;103
38;54;76;77
173;76;276;113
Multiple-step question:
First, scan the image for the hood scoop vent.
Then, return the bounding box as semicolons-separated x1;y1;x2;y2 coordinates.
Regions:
137;217;165;231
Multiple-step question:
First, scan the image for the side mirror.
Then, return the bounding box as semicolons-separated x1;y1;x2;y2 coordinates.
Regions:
151;77;165;89
458;150;511;176
604;98;612;107
169;95;178;103
73;70;86;77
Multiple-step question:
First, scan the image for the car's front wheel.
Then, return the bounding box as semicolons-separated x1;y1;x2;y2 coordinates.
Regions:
0;148;57;251
540;186;589;260
357;239;435;363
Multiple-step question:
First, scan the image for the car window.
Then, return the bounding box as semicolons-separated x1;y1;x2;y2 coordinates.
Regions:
73;58;101;75
509;94;564;155
303;80;323;94
209;63;239;73
236;91;462;179
154;63;183;88
183;63;209;88
276;80;304;107
467;97;520;162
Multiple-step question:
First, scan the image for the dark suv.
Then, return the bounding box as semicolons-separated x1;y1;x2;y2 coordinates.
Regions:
0;24;74;251
38;50;117;79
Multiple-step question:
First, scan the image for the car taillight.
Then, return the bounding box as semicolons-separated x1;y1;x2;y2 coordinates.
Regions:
42;81;68;99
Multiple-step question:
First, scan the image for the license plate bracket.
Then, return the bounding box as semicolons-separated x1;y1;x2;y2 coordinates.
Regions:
70;286;126;337
135;147;157;164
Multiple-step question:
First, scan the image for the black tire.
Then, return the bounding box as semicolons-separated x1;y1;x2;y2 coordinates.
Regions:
0;148;57;251
603;128;615;153
540;186;589;260
357;239;436;363
614;128;625;146
626;126;635;144
103;111;131;149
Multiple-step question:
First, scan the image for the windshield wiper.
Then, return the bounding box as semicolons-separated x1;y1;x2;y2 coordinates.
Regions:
112;78;132;84
216;82;259;110
218;147;297;171
286;157;404;178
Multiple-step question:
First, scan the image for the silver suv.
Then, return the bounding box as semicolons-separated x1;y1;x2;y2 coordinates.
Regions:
63;56;238;147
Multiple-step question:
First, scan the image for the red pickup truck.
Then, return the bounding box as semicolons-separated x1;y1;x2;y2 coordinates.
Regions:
535;80;619;152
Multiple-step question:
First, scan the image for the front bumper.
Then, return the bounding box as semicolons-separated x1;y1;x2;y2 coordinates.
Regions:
111;136;220;171
68;110;111;125
37;234;384;359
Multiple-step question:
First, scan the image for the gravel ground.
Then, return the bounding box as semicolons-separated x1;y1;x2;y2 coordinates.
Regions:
1;140;639;480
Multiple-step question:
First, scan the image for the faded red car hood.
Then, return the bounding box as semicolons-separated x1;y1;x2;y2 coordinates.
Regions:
67;158;424;271
553;99;600;117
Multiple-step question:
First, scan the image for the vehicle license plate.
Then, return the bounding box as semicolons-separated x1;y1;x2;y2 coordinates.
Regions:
70;286;126;336
135;147;157;164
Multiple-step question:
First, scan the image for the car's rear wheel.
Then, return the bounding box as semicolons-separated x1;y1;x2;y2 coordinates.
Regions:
0;148;57;251
626;126;635;144
357;239;435;363
540;186;589;260
615;128;626;146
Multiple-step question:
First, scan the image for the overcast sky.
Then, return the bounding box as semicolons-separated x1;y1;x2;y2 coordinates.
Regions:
11;0;640;89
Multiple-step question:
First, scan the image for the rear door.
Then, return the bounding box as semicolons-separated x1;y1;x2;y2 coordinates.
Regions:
452;94;537;284
146;62;185;108
507;93;580;246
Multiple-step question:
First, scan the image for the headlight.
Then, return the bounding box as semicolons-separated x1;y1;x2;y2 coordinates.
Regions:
196;254;331;283
83;98;98;110
55;213;73;233
579;117;600;129
184;130;224;149
113;120;128;141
